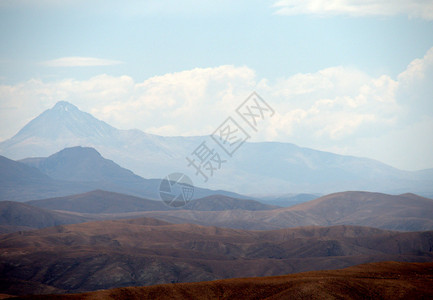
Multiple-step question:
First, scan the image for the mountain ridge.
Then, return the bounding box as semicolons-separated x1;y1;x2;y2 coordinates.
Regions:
19;190;433;232
25;190;276;214
0;101;432;195
0;147;246;201
98;191;433;231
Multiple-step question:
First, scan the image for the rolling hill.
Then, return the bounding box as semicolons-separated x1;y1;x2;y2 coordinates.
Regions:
13;190;433;232
26;190;169;213
26;191;277;214
97;191;433;231
0;201;90;233
19;261;433;300
0;218;432;296
185;194;279;211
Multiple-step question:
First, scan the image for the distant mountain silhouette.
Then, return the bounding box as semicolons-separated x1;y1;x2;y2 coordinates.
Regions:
1;218;432;295
0;101;431;195
21;146;143;183
19;146;157;198
0;154;93;201
1;147;245;201
26;190;169;213
26;191;277;214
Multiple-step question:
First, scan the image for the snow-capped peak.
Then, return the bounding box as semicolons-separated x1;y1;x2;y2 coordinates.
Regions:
52;101;78;112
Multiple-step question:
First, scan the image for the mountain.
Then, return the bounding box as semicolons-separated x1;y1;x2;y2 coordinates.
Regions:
0;218;432;296
22;262;433;300
104;191;433;231
0;201;90;233
0;101;432;195
18;146;160;199
0;101;117;159
19;146;144;183
0;101;201;187
2;146;244;201
26;191;277;214
0;154;93;201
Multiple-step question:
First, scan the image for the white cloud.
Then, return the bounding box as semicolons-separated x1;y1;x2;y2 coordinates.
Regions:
273;0;433;20
1;48;433;169
396;46;433;117
0;65;256;139
254;66;399;145
41;57;123;67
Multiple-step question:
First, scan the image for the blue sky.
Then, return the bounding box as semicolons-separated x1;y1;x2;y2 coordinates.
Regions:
1;0;433;170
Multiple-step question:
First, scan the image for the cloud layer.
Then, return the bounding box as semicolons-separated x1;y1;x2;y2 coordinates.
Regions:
273;0;433;20
1;49;432;170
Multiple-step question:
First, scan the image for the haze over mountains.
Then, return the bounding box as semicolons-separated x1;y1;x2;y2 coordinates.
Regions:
0;147;243;201
86;191;433;232
1;101;432;299
0;190;431;232
0;101;432;195
26;190;277;214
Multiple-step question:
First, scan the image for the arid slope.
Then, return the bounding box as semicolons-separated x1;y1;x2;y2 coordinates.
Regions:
16;261;433;300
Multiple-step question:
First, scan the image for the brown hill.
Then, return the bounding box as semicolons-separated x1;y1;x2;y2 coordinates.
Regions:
26;190;169;213
18;261;433;300
290;191;433;231
26;191;276;214
0;201;90;231
185;195;278;211
111;191;433;231
11;191;433;233
0;218;432;296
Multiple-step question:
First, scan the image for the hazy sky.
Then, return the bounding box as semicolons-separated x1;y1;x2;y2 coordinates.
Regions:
0;0;433;170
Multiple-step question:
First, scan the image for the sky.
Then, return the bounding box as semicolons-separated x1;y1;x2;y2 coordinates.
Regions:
0;0;432;171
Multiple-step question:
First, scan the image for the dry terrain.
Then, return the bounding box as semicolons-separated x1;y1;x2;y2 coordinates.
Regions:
0;217;432;296
11;261;433;300
64;191;433;231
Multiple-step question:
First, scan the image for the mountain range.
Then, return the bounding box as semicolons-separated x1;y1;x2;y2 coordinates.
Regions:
0;101;432;195
0;147;244;201
0;191;277;233
74;191;433;232
1;190;432;232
